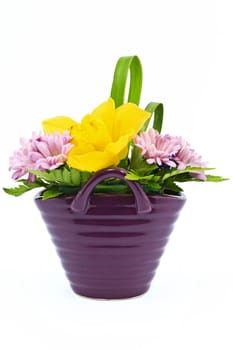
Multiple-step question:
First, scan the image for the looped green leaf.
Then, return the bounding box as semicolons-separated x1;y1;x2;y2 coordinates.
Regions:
110;56;143;107
143;102;164;133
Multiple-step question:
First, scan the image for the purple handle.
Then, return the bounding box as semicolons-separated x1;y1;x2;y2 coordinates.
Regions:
70;168;152;214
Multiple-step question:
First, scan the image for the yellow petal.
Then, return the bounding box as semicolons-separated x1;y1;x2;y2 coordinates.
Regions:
105;134;130;161
71;114;112;152
113;103;150;141
67;150;118;172
92;98;115;136
42;116;78;134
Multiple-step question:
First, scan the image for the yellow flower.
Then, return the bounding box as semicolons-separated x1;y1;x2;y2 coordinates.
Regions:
42;98;150;172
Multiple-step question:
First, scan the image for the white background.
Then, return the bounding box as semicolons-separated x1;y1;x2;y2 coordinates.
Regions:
0;0;232;349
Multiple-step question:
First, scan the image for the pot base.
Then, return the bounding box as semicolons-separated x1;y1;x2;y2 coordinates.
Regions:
70;285;150;300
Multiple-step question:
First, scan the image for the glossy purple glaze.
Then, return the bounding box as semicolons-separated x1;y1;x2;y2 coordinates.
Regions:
34;169;186;299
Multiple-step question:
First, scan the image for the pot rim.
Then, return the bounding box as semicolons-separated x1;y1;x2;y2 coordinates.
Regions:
34;190;186;201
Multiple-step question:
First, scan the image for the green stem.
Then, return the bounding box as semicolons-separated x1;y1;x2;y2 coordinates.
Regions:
130;146;142;170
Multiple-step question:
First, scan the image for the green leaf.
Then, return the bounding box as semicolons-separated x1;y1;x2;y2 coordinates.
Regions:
163;171;228;184
30;167;85;186
171;173;193;182
57;185;80;195
125;171;154;182
110;56;143;107
80;171;92;184
187;166;215;172
70;168;81;185
53;168;64;182
118;157;129;169
29;169;57;182
137;163;158;175
130;146;143;170
125;171;141;181
163;179;183;194
143;102;164;133
42;189;63;200
162;167;215;182
205;175;229;182
62;167;71;183
3;182;42;197
143;182;161;194
94;184;130;194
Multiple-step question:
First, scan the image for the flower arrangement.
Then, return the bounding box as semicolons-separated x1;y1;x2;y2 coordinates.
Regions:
4;56;226;199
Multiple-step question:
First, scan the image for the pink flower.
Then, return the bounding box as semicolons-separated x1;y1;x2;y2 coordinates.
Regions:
32;132;73;170
9;132;41;181
134;129;180;168
9;131;73;181
174;137;207;170
134;129;206;179
173;136;207;180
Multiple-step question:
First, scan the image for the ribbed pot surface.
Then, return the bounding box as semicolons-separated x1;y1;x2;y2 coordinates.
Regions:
35;192;185;299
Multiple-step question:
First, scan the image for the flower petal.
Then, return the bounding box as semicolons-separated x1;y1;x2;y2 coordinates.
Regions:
92;98;115;136
71;113;112;151
105;134;130;161
67;150;118;172
113;103;150;141
43;116;78;134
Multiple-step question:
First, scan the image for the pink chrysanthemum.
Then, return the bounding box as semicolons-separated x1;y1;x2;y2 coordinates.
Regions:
134;129;180;168
174;136;206;170
134;128;206;176
174;136;207;180
9;131;73;181
32;132;73;170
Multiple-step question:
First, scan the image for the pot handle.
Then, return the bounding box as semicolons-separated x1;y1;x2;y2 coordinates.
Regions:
70;168;152;215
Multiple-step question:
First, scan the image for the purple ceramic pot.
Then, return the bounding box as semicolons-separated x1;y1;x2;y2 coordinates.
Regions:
35;168;186;299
